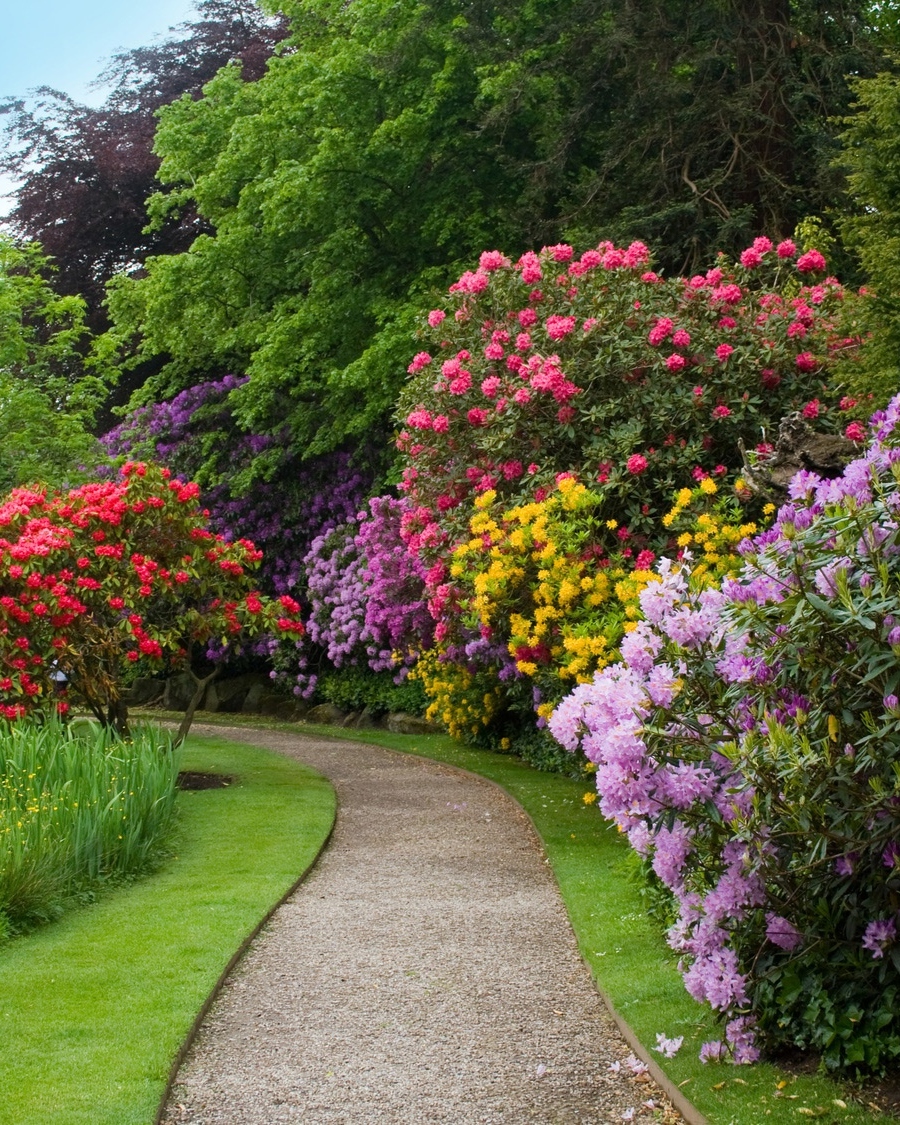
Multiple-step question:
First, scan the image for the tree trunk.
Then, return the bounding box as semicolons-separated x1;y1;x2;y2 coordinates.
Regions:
173;666;221;748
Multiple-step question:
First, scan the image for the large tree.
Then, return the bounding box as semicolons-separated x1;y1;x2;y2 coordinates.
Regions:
105;0;888;471
0;0;287;329
0;235;111;491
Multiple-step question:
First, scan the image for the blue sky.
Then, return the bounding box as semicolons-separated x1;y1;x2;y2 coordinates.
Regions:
2;0;201;106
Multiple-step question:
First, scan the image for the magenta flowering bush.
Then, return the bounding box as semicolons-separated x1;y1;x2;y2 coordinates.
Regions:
275;495;433;699
396;238;856;565
550;395;900;1073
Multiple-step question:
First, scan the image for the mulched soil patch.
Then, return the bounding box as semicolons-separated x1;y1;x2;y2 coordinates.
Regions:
177;772;235;791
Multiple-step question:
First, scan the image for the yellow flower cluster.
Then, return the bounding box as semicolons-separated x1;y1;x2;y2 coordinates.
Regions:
412;648;503;741
449;478;657;690
661;480;759;582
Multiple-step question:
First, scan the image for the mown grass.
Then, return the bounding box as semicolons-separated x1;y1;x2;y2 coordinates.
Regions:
267;717;885;1125
0;733;335;1125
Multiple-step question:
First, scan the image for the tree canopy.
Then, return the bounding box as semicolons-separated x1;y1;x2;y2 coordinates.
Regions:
0;0;287;328
104;0;889;471
0;236;111;491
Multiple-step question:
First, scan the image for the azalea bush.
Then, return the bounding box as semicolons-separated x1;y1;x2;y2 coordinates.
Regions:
416;463;762;758
396;237;858;568
550;396;900;1073
273;495;432;701
0;461;303;729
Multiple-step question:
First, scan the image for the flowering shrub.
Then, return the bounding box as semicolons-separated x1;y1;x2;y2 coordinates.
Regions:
0;462;303;729
550;396;900;1073
103;379;372;595
274;496;432;699
397;238;852;565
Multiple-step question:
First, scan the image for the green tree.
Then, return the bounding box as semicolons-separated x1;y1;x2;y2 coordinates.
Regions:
0;236;112;490
837;64;900;406
107;0;887;470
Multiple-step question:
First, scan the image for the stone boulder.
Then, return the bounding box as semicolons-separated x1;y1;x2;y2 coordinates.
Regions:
305;702;348;726
121;677;165;707
386;712;441;735
163;672;200;713
205;672;270;713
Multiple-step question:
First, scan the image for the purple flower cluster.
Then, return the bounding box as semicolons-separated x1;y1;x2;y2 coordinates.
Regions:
282;495;433;696
102;379;371;595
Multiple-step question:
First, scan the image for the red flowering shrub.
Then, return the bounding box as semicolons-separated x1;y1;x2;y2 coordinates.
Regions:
396;238;857;562
0;462;303;729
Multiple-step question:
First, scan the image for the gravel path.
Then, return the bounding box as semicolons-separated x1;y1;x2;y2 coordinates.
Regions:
160;726;682;1125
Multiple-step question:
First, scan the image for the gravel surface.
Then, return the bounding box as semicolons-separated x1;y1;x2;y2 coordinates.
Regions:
161;726;683;1124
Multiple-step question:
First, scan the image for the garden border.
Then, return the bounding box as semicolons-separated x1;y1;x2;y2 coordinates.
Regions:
152;770;337;1125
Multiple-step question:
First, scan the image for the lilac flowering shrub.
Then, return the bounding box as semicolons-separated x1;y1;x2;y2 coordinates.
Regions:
274;496;433;703
550;395;900;1074
102;379;371;594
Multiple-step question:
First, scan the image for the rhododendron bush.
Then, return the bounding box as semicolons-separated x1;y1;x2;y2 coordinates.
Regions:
102;377;374;596
550;398;900;1073
0;462;303;731
417;473;761;756
273;496;432;701
397;238;856;563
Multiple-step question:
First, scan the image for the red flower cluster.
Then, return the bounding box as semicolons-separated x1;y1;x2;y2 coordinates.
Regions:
0;462;303;720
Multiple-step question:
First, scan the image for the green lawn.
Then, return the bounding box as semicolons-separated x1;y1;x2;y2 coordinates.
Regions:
0;712;884;1125
0;734;335;1125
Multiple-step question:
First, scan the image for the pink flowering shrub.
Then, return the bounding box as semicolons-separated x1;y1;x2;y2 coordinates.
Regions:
397;238;854;566
550;396;900;1074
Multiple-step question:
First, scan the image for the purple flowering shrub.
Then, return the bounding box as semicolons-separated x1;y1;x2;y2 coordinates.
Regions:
102;379;371;594
550;395;900;1074
274;496;433;702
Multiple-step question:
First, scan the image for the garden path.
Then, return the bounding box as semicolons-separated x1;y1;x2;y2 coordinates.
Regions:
160;726;682;1125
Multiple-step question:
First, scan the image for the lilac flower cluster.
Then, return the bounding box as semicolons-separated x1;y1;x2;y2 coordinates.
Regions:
551;393;900;1072
281;496;433;697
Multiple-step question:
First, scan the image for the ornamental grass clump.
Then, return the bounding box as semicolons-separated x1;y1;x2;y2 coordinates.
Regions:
0;718;177;932
550;394;900;1074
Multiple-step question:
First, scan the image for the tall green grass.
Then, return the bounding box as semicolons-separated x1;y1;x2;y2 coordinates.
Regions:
0;719;178;930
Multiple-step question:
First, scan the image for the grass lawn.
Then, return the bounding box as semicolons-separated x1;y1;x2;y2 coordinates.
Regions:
0;734;335;1125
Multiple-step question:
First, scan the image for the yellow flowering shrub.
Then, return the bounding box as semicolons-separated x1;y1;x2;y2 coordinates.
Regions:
445;478;657;704
660;478;766;583
411;648;503;741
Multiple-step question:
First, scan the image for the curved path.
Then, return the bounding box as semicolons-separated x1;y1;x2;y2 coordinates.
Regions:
161;726;682;1124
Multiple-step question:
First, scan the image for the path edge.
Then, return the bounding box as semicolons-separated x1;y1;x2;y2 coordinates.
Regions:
153;722;707;1125
153;771;338;1125
396;745;710;1125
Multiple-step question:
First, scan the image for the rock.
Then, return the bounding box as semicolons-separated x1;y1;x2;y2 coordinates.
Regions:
163;672;200;712
386;712;441;735
122;677;165;706
205;672;269;713
306;702;348;725
353;706;387;730
341;711;361;728
252;689;310;721
740;413;858;504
